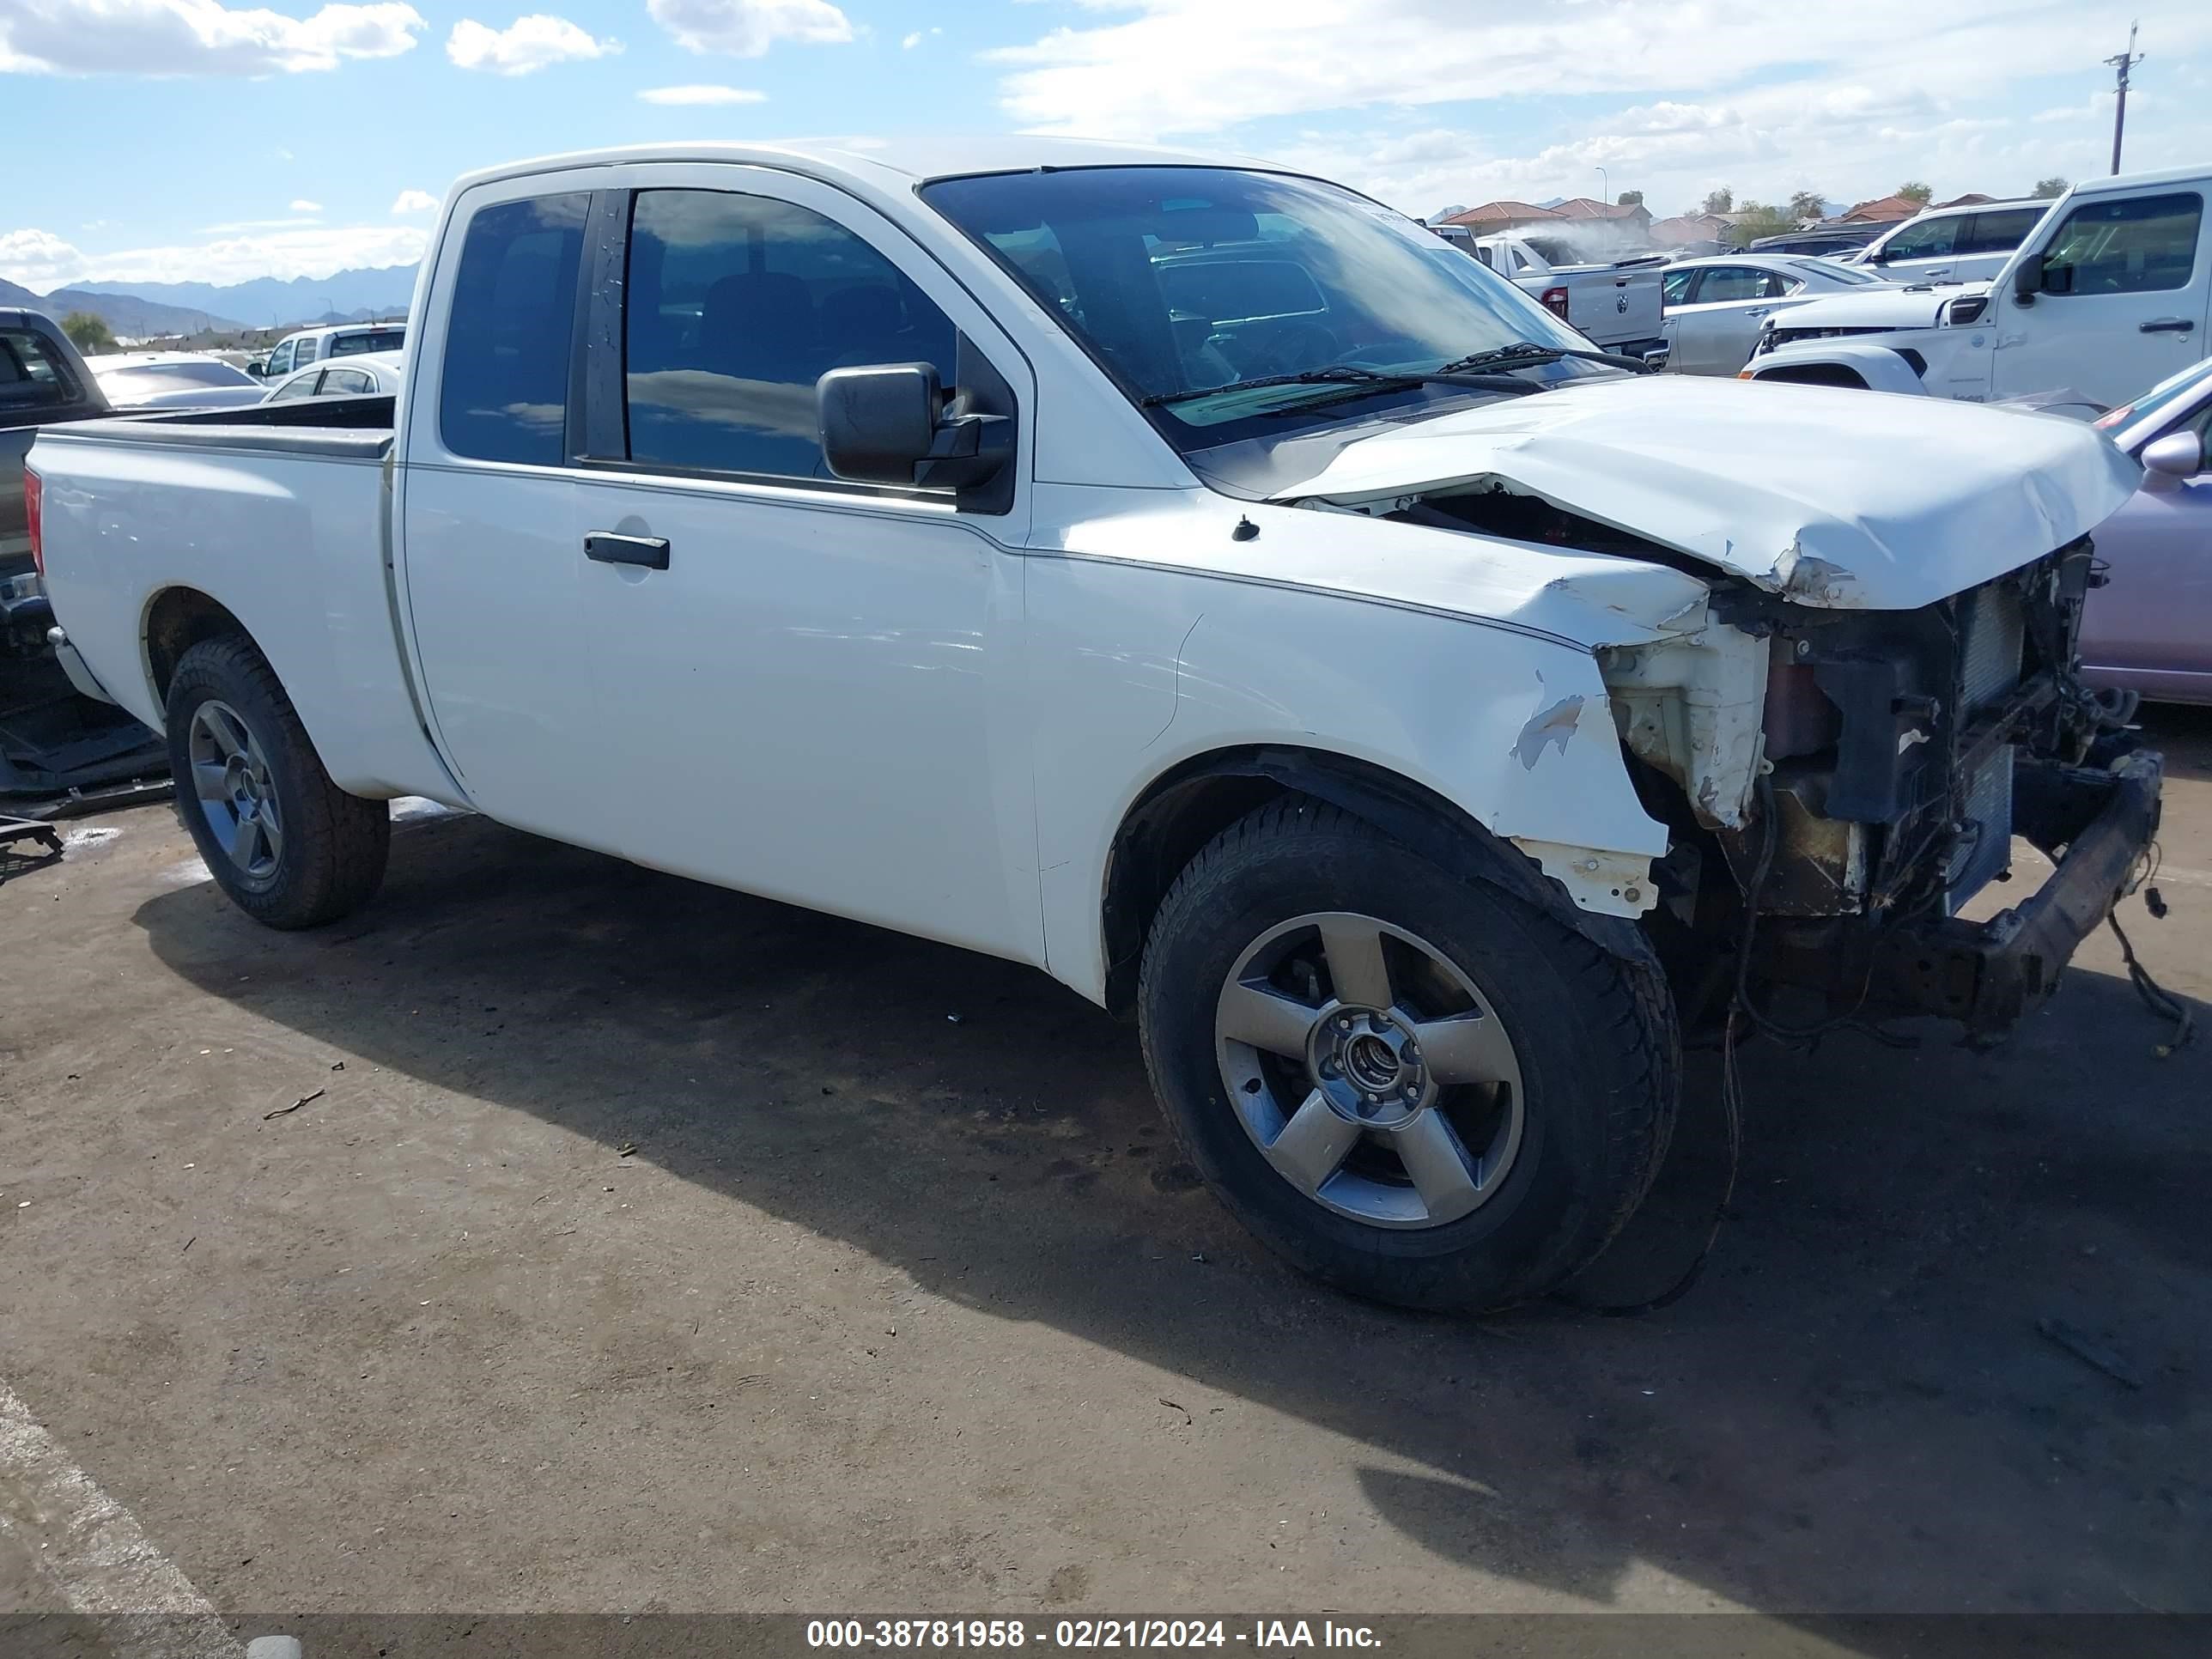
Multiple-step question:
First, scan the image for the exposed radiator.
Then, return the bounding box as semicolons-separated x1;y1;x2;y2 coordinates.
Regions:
1958;581;2027;714
1948;580;2027;909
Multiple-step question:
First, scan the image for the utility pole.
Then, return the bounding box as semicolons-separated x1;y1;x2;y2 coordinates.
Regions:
1595;166;1608;204
2106;21;2142;176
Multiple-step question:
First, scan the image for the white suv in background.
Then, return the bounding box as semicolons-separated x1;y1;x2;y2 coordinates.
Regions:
256;321;407;383
1852;199;2053;285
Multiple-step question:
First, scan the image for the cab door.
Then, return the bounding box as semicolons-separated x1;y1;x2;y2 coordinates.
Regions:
557;167;1043;963
398;177;604;842
1990;188;2209;409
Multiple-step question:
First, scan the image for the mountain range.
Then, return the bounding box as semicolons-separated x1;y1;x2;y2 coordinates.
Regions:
0;263;417;339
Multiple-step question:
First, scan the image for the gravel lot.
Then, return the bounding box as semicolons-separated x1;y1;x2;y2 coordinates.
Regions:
3;709;2207;1632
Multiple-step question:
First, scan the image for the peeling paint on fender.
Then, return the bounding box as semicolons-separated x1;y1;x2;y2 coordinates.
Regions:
1512;692;1583;770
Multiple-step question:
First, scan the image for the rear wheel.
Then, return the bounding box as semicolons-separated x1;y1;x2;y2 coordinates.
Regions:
1139;796;1677;1312
165;636;390;929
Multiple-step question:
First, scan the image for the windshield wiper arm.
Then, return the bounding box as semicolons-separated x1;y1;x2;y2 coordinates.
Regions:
1138;366;1423;408
1435;342;1656;375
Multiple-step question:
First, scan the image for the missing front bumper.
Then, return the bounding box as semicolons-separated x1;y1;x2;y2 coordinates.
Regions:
1868;750;2163;1037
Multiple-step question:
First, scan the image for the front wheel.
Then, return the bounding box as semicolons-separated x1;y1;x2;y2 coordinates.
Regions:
1138;797;1677;1312
166;636;390;929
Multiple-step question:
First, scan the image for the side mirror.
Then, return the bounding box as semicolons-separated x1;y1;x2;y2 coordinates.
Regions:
817;362;1011;496
2140;429;2203;489
246;361;266;379
2012;252;2045;303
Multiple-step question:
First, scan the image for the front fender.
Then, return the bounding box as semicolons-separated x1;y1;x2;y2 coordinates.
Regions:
1024;550;1673;1006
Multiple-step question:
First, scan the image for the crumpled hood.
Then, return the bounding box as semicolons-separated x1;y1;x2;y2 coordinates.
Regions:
1768;280;1991;335
1273;374;2140;611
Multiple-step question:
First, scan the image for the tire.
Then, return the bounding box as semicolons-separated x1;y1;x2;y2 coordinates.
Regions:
165;635;390;929
1138;795;1677;1313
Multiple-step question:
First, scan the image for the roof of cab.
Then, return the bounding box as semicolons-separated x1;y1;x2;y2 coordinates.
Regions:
446;135;1272;197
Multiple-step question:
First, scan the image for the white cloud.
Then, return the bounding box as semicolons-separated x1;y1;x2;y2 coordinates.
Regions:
390;188;439;212
0;228;83;289
900;25;938;48
990;0;2212;142
289;198;323;212
0;0;424;76
647;0;850;58
0;222;431;289
198;216;326;231
637;82;764;104
447;13;617;74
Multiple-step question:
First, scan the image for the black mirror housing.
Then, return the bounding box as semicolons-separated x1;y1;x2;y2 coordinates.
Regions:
2012;252;2045;303
817;362;940;486
817;359;1014;507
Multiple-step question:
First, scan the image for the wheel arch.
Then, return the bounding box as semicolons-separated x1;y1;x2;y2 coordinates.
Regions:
1098;744;1652;1018
143;586;258;716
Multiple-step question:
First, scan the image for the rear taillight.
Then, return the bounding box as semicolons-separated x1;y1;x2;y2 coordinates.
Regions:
22;466;42;577
1540;285;1571;319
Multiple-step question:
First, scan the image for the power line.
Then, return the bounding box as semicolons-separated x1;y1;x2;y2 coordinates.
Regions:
2105;21;2143;176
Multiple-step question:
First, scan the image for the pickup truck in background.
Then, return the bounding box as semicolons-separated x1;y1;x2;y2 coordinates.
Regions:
1449;228;1668;361
32;140;2160;1316
1746;165;2210;414
2;308;167;800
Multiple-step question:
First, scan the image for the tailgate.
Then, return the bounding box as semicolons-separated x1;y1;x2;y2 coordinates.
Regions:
1565;270;1662;346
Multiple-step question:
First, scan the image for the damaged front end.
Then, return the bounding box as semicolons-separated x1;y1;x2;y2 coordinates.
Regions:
1603;537;2160;1039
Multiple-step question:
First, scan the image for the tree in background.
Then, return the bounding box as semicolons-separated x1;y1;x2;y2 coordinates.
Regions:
1702;187;1735;215
1786;190;1826;223
2032;176;2069;198
1898;181;1933;204
1727;201;1796;246
59;312;115;355
1616;189;1644;207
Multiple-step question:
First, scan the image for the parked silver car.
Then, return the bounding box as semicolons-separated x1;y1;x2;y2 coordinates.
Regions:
2080;358;2212;706
84;351;264;410
261;349;404;404
1658;255;1887;375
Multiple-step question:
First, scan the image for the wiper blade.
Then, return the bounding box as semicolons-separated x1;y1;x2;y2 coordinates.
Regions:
1138;366;1422;409
1436;342;1656;375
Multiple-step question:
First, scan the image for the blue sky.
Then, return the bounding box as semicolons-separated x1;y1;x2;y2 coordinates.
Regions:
4;0;2211;289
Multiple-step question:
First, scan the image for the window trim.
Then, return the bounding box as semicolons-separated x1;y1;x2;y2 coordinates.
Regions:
570;181;1020;514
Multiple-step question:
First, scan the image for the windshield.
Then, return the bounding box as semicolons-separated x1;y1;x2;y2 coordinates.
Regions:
921;167;1614;451
2095;357;2212;435
330;327;404;357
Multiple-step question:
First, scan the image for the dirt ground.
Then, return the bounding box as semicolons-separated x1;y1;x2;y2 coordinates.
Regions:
2;709;2207;1631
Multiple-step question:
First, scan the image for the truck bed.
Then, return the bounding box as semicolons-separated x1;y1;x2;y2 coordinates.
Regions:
28;393;450;803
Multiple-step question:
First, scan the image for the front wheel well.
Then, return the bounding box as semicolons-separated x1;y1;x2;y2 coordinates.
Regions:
1099;745;1630;1018
144;587;253;708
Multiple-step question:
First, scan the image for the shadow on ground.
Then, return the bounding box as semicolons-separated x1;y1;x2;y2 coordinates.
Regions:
126;720;2211;1622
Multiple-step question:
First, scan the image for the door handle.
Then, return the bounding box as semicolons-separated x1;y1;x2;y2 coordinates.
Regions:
2141;318;2197;334
585;532;671;570
1743;307;1770;317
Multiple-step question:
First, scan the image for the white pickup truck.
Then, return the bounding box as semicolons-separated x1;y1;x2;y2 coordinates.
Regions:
1434;227;1668;360
30;139;2160;1314
1747;165;2210;413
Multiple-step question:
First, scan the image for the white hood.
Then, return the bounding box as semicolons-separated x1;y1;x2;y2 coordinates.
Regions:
1274;374;2139;611
1767;281;1991;334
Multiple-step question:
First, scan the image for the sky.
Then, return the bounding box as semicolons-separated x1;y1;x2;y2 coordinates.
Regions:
4;0;2211;291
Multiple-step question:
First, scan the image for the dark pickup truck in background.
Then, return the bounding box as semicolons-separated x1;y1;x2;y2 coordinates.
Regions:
2;308;166;805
